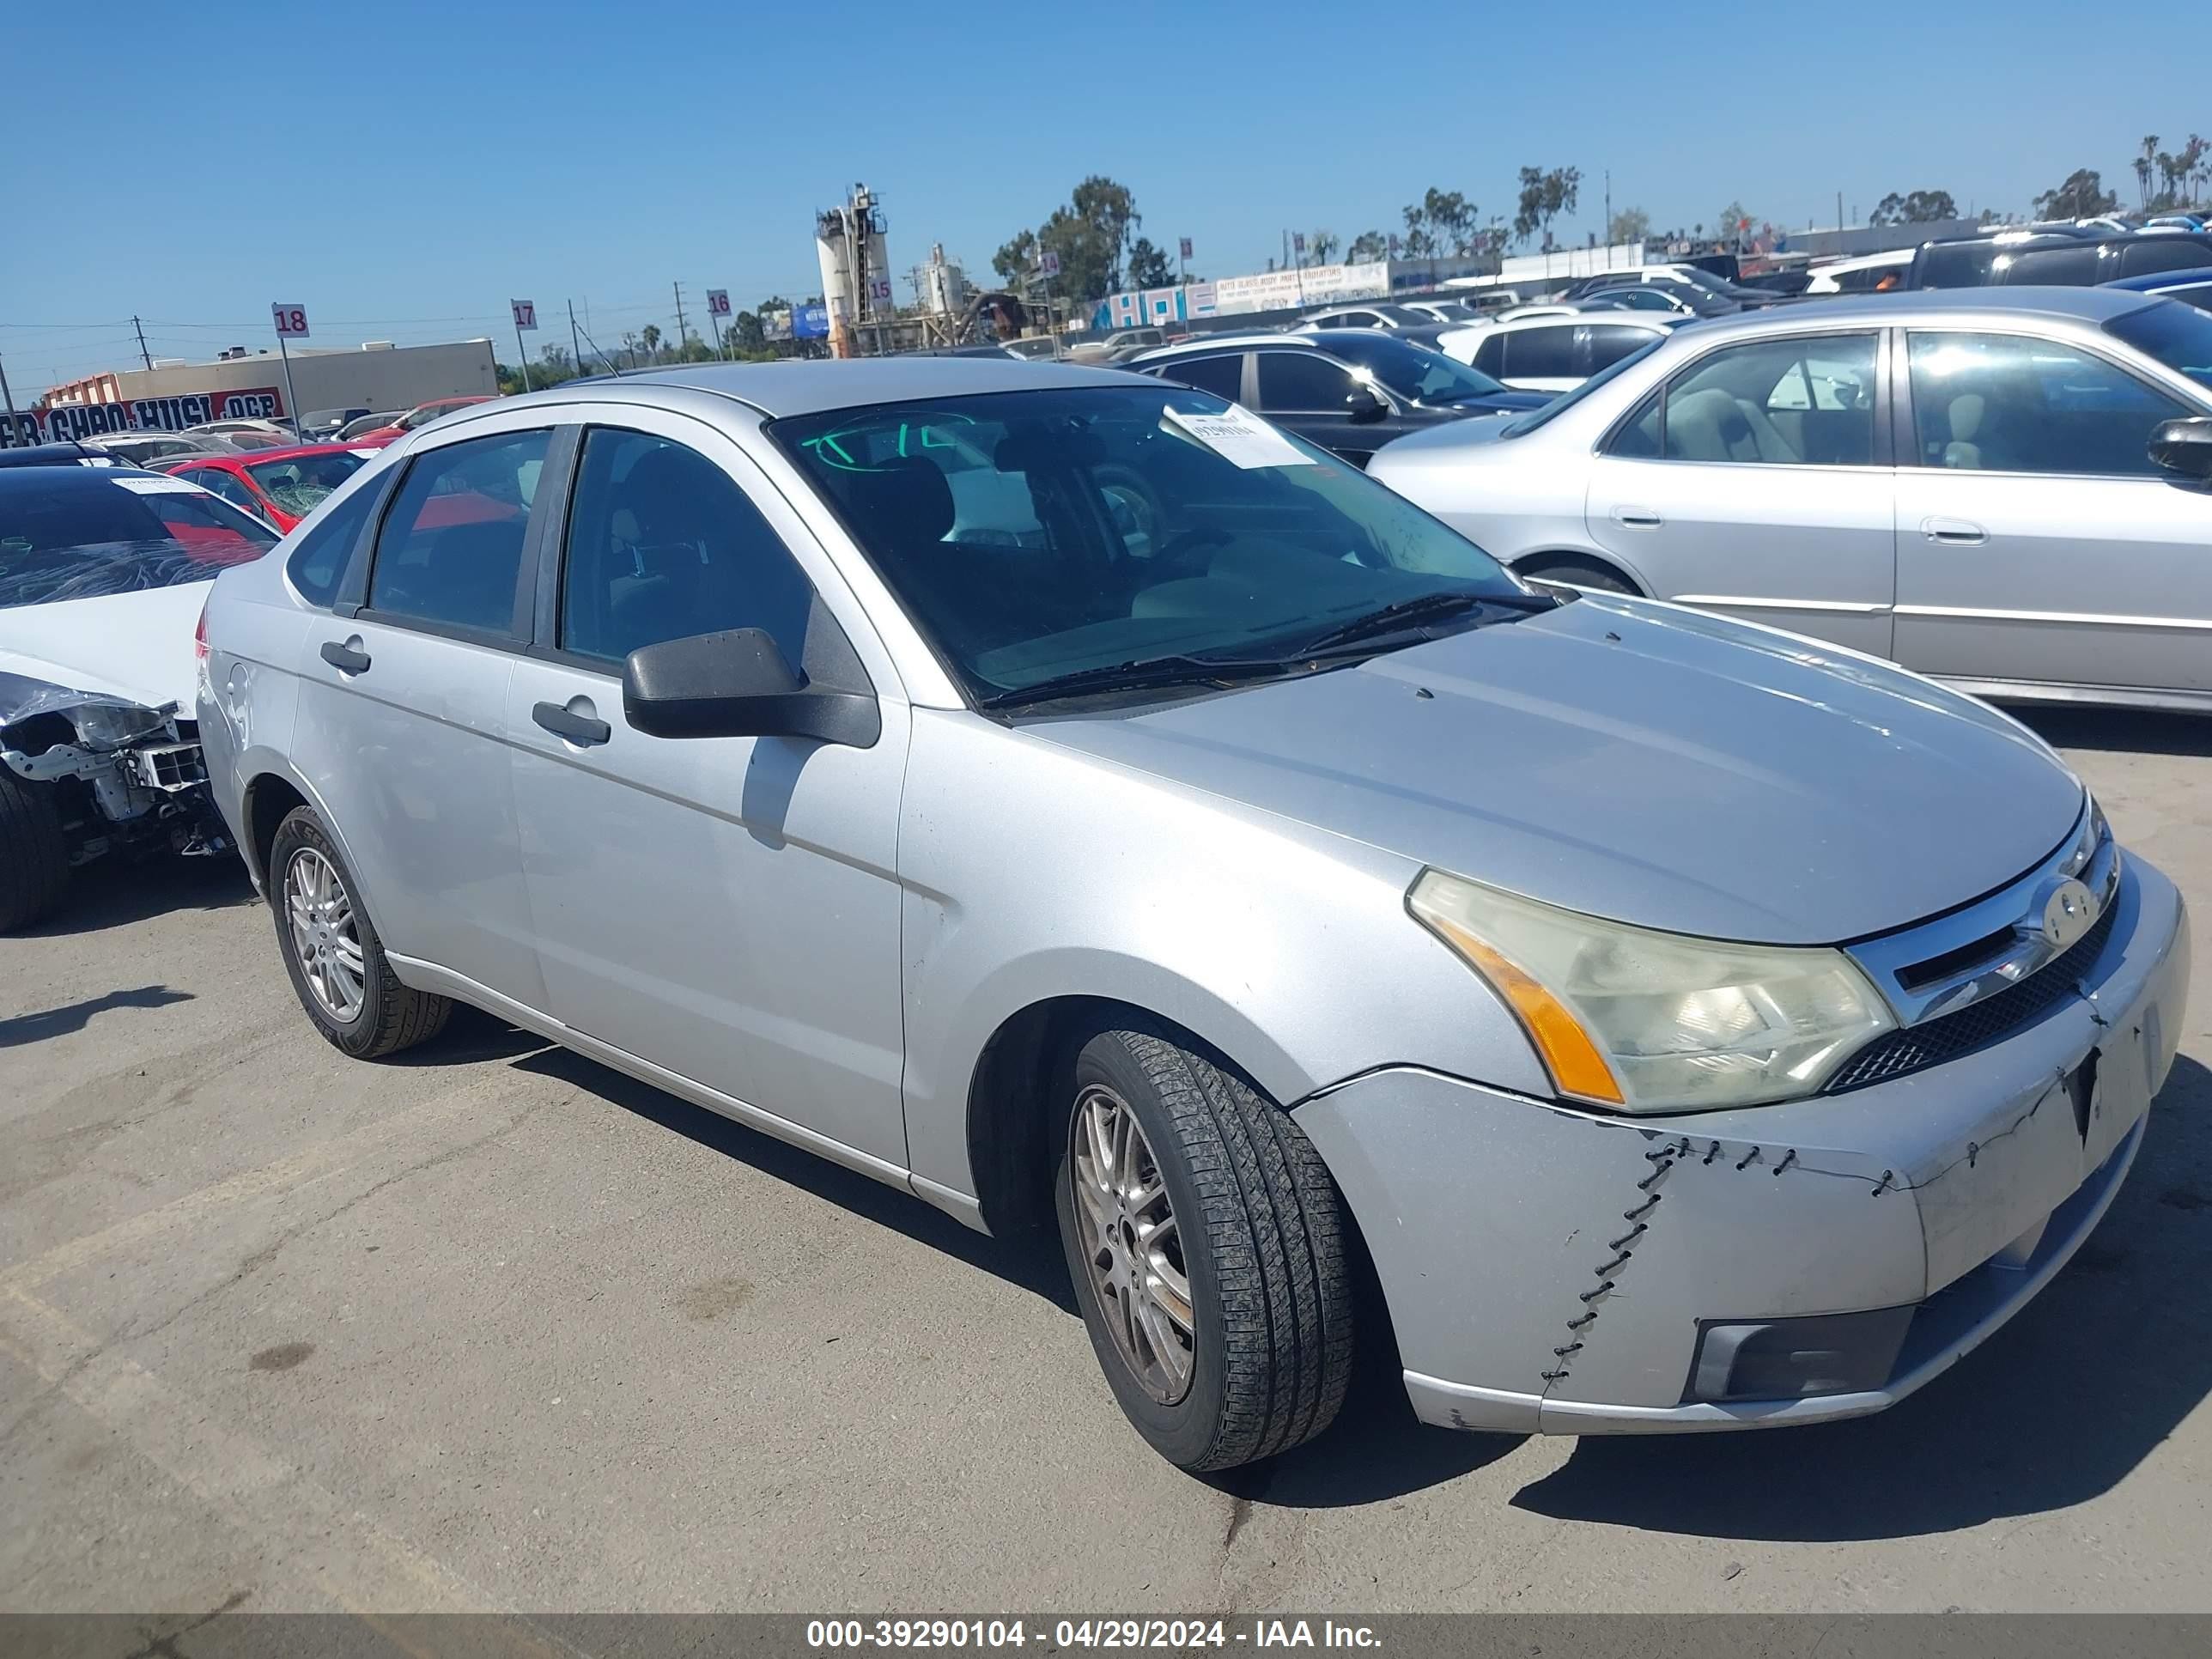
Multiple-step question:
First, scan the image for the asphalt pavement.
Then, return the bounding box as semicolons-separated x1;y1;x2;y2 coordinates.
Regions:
3;707;2209;1616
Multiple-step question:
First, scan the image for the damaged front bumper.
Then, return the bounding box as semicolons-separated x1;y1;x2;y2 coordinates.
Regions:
1;682;231;862
1295;857;2191;1436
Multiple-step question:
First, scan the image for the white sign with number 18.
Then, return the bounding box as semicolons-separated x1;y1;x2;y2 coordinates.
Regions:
271;304;309;337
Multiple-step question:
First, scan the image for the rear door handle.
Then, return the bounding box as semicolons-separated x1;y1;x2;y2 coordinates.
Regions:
1922;517;1989;546
319;638;370;674
532;699;611;748
1611;507;1663;529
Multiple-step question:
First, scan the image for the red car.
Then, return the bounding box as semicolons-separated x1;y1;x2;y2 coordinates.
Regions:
347;394;496;448
158;443;378;532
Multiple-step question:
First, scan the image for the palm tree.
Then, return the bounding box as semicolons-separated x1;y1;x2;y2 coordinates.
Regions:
640;324;663;362
2136;135;2160;210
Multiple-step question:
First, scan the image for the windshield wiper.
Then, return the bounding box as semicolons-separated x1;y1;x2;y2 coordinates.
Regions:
1291;591;1511;654
975;654;1291;711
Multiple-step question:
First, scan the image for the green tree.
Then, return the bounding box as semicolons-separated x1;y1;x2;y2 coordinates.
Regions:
1346;229;1389;261
1869;189;1959;226
1608;205;1650;245
1514;166;1582;249
1398;201;1435;258
2034;168;2119;220
1126;235;1175;289
2136;135;2161;210
640;323;662;362
992;229;1038;284
1714;201;1753;248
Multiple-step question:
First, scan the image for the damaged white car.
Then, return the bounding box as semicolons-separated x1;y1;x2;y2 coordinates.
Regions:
0;460;276;928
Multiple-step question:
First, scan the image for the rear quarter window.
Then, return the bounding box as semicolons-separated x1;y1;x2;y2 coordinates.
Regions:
286;481;381;607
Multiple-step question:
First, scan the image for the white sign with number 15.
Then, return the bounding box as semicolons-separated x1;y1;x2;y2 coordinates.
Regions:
271;304;309;337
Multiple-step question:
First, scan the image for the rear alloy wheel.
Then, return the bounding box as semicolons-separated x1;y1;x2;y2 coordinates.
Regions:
1054;1027;1354;1471
269;807;450;1059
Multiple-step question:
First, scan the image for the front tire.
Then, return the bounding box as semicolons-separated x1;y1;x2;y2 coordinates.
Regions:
1054;1027;1354;1471
0;769;70;932
269;808;450;1058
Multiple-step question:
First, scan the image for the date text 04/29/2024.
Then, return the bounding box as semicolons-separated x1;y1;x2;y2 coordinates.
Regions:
805;1620;1382;1649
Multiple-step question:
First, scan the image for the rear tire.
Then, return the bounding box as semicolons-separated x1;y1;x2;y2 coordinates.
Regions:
1518;555;1636;595
269;807;450;1058
1054;1026;1354;1471
0;769;71;932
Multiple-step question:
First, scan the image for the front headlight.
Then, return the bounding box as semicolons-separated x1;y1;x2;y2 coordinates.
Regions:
1408;870;1897;1114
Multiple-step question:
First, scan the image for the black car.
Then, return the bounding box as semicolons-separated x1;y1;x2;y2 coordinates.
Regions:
1904;228;2212;289
0;440;118;469
1125;331;1550;467
297;407;374;442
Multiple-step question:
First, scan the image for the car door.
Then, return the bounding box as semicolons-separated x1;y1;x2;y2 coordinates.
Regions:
502;411;912;1165
1892;327;2212;696
289;413;556;1003
1252;349;1408;466
1585;330;1896;656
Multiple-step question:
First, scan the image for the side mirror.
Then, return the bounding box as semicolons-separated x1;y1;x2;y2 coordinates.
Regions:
2148;416;2212;484
623;628;880;748
1346;382;1389;423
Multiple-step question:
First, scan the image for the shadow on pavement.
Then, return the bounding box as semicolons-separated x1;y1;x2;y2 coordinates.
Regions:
0;983;195;1048
17;854;254;939
1510;1054;2212;1540
2018;706;2212;758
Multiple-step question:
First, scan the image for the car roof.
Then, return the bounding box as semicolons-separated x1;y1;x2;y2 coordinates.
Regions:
1747;287;2160;325
0;460;167;493
173;440;369;465
521;357;1145;417
2105;265;2212;292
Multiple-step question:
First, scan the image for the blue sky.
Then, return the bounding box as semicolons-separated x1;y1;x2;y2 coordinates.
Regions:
4;0;2207;394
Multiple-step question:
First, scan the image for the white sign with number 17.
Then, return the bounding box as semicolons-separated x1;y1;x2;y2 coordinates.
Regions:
512;300;538;331
271;304;309;337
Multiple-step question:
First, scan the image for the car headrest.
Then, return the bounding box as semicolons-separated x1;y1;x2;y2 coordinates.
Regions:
619;444;729;544
1948;393;1986;442
842;456;954;545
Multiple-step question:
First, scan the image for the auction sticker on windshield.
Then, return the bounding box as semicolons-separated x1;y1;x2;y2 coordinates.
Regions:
111;476;205;495
1163;404;1314;469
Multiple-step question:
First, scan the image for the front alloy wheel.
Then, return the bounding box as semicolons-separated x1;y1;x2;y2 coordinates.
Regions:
1070;1084;1194;1405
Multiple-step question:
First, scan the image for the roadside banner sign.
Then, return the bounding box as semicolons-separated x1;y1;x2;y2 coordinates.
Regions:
271;304;309;337
512;300;538;331
3;388;284;447
707;289;732;318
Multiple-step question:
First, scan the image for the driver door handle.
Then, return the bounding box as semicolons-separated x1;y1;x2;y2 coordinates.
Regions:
1612;507;1663;529
533;700;611;748
319;639;370;674
1922;517;1989;546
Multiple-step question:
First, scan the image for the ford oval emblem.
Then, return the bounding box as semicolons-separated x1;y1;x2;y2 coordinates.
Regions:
2040;877;2098;951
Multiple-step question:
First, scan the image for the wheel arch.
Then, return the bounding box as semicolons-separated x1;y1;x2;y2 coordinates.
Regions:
1510;548;1649;595
962;992;1300;1238
237;757;386;928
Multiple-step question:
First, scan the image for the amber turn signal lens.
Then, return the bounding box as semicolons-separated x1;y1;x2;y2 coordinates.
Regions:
1424;915;1626;1106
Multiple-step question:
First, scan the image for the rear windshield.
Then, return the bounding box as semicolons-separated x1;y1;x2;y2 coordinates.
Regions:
2105;300;2212;394
247;449;369;518
1916;241;2000;289
0;472;276;607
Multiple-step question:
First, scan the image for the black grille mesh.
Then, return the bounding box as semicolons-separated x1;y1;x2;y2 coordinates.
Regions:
1826;902;2118;1093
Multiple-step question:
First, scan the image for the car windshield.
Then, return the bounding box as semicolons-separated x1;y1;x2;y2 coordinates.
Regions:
773;385;1526;702
1369;305;1430;326
246;450;369;517
1419;302;1480;322
1328;333;1511;402
0;473;276;607
1496;339;1661;437
2104;301;2212;393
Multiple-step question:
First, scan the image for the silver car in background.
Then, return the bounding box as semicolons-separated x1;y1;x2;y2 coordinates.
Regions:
1373;289;2212;712
198;361;2189;1471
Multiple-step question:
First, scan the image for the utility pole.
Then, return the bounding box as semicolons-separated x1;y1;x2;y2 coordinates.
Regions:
1837;191;1844;234
672;282;689;354
1604;170;1612;253
132;315;153;371
569;301;584;373
0;349;21;446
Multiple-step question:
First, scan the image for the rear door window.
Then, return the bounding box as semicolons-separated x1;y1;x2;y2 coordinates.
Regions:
287;481;382;606
1150;353;1243;400
2124;238;2212;277
367;428;550;636
1906;332;2188;477
1586;325;1662;373
1255;352;1361;411
1503;326;1577;379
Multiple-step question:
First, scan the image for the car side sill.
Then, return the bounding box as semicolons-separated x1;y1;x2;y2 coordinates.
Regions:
384;952;982;1229
1932;676;2212;715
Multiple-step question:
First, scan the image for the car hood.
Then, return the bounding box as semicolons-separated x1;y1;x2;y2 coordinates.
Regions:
1024;594;2083;945
0;580;211;713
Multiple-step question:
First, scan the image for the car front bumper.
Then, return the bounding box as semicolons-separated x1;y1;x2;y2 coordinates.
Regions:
1294;857;2191;1436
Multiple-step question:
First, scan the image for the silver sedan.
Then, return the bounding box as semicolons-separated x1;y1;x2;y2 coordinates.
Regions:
1372;288;2212;713
198;359;2190;1470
